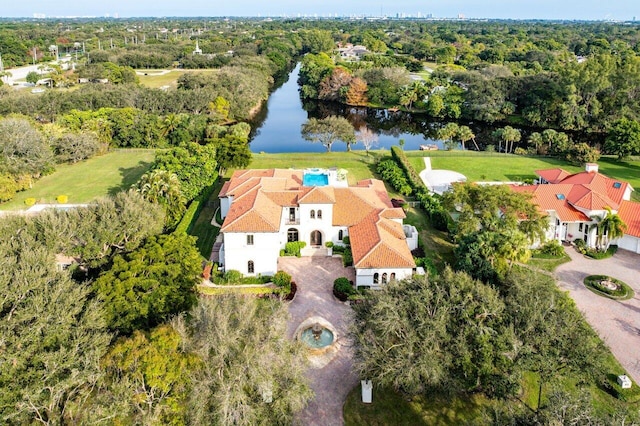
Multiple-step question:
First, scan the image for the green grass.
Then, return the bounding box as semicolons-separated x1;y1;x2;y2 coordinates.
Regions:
137;69;218;89
188;179;225;259
241;151;382;185
403;206;455;271
344;386;494;425
407;151;640;201
583;275;634;300
527;252;572;272
1;150;155;210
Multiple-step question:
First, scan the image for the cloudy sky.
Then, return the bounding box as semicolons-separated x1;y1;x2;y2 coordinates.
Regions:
4;0;639;20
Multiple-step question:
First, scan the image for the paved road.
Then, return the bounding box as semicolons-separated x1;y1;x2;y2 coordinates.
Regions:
2;56;72;86
555;247;640;382
279;256;358;426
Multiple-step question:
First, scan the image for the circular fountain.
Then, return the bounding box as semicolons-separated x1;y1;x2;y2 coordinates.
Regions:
295;316;340;368
299;323;334;349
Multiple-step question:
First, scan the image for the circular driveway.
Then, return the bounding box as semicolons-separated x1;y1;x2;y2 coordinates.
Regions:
555;247;640;382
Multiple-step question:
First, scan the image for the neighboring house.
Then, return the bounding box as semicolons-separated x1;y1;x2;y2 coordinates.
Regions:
336;43;369;60
510;163;640;253
218;168;418;288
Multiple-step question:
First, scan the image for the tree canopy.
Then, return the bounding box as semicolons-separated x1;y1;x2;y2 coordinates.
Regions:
301;116;356;152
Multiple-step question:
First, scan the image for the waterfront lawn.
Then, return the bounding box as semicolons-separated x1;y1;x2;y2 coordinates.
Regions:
243;151;381;185
405;151;640;200
0;150;155;210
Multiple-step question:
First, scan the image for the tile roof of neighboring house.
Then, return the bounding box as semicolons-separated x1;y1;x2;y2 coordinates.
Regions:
350;210;416;269
220;169;414;268
521;167;635;222
619;201;640;238
510;184;590;222
536;168;571;184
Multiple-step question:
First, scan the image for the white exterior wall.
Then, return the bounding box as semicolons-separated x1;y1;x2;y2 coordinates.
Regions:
355;268;413;288
223;232;280;276
618;235;640;253
298;203;335;246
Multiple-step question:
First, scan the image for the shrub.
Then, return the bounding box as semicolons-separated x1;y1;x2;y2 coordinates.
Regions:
24;197;36;206
342;236;350;245
325;241;334;248
585;245;617;259
56;194;68;204
583;275;633;299
514;147;528;155
273;271;292;288
224;269;243;283
333;277;355;301
376;159;412;196
174;180;218;234
342;248;353;267
285;241;306;257
279;249;286;257
391;146;429;193
540;240;564;257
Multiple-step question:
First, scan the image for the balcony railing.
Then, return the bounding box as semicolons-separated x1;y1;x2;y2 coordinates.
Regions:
285;218;300;225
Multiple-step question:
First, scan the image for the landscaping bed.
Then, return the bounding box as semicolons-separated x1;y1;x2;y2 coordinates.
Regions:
583;275;634;300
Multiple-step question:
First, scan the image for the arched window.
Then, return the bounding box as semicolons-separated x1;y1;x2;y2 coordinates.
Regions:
287;228;299;242
382;273;388;284
310;230;322;246
390;273;396;281
310;210;315;219
373;273;379;284
248;260;254;274
317;210;322;219
338;230;343;240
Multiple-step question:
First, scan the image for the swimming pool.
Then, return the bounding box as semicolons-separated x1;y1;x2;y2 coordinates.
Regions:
303;173;329;187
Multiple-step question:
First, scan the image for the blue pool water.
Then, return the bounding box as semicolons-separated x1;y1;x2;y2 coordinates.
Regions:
303;173;329;187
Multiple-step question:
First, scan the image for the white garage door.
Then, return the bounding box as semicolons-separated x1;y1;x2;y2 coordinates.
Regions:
618;236;640;254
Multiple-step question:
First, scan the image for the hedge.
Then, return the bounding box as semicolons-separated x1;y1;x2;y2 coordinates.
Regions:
197;285;278;296
174;178;218;234
376;159;412;196
391;146;429;193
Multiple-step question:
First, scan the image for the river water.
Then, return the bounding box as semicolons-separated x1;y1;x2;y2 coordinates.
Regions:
249;64;443;153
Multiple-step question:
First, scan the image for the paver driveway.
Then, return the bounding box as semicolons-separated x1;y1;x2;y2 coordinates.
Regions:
278;256;358;426
555;247;640;382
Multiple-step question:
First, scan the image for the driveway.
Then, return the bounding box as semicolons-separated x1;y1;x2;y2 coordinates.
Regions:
278;256;358;426
555;247;640;382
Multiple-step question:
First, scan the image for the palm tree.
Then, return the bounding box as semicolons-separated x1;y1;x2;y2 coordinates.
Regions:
135;170;185;227
457;125;476;151
436;122;460;150
590;207;627;251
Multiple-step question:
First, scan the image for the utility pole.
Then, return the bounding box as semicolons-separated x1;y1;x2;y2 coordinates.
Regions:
0;52;3;72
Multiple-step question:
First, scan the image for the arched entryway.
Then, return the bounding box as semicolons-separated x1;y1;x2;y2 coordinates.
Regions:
310;230;323;246
288;228;299;242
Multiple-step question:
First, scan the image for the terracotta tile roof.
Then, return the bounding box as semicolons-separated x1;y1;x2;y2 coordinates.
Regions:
221;169;415;269
536;168;570;183
221;188;282;232
558;171;628;205
568;184;619;211
380;208;406;219
350;210;415;269
219;181;231;197
510;184;590;222
298;186;336;204
619;201;640;238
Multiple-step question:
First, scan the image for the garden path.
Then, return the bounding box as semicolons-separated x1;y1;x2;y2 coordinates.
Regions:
278;256;358;426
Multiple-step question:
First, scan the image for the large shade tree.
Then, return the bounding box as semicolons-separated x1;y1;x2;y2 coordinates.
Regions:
301;116;356;152
351;270;516;396
175;296;313;425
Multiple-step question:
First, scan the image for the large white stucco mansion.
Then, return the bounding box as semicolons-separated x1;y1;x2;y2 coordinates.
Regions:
511;163;640;253
218;168;419;287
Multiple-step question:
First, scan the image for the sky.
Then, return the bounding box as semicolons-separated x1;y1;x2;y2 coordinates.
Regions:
3;0;639;21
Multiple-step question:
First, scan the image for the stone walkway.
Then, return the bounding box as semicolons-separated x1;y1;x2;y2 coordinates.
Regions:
278;256;358;426
555;247;640;382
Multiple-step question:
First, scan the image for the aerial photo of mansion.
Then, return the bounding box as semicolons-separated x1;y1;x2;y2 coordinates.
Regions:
218;168;419;287
512;163;640;253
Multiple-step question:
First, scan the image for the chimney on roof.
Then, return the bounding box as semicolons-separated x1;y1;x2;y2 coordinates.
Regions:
585;163;599;173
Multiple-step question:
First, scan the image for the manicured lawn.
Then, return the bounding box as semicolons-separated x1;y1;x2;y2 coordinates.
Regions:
403;206;455;271
527;252;572;272
1;150;155;210
137;69;218;89
343;386;494;425
240;151;381;185
406;151;640;201
188;179;225;259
